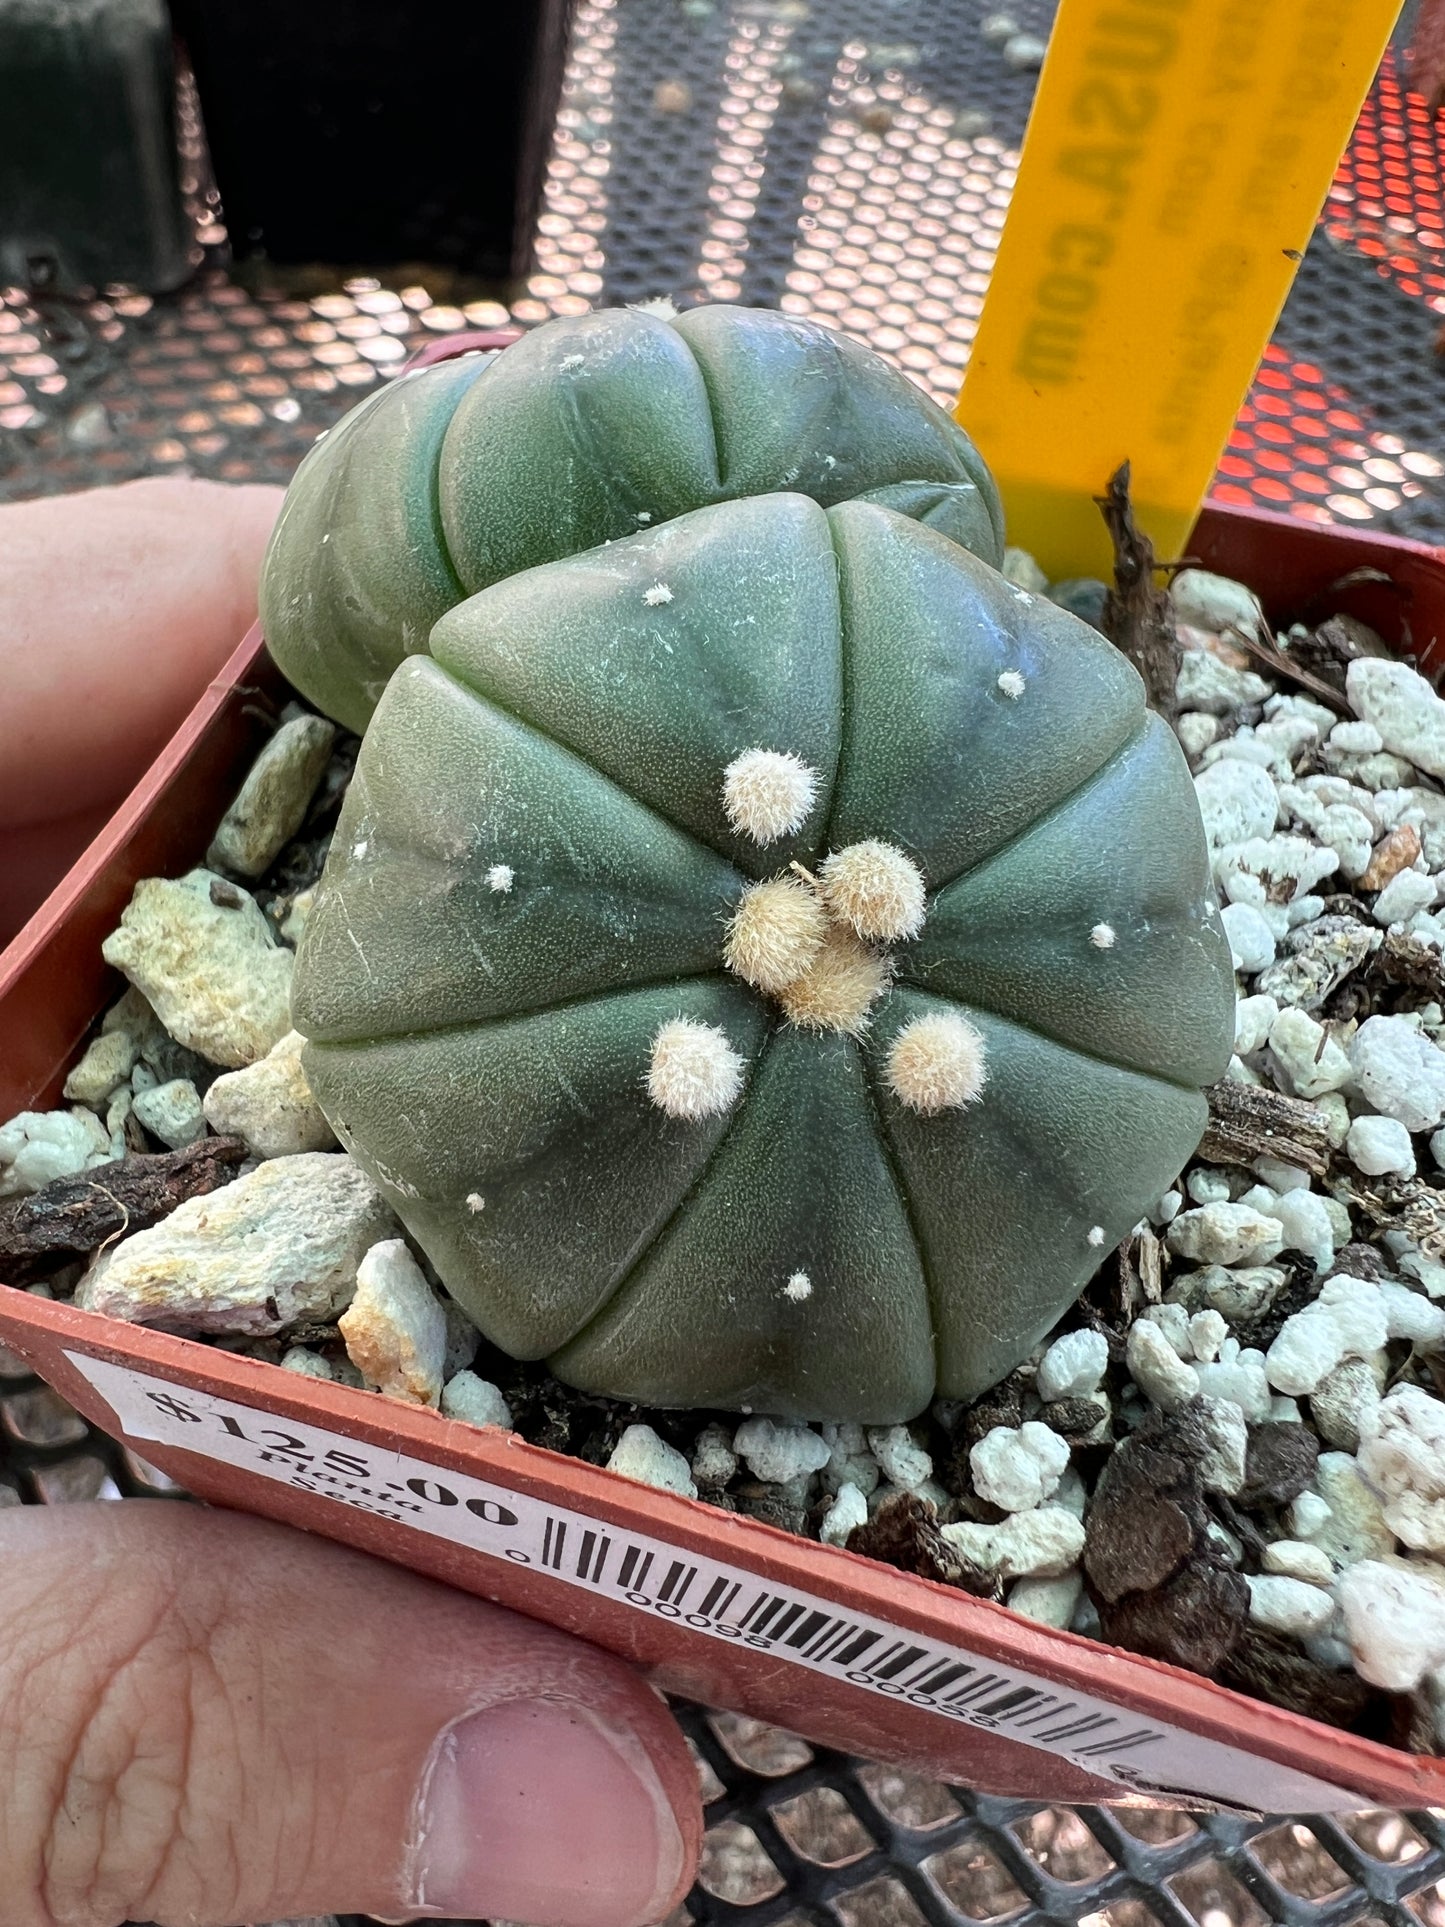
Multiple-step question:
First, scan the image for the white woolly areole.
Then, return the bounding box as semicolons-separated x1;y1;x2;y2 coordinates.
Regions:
466;1192;486;1213
629;295;680;320
784;1271;813;1302
886;1011;987;1114
818;840;926;942
997;670;1027;699
724;876;828;992
1089;922;1116;949
647;1018;745;1120
780;928;890;1037
486;863;515;894
722;748;818;845
1087;1225;1106;1247
643;581;674;607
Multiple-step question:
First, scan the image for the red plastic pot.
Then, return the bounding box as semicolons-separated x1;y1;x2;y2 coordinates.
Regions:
3;382;1444;1813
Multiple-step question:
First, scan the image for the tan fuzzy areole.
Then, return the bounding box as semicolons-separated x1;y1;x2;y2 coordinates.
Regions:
723;876;829;993
886;1011;988;1115
721;748;819;845
647;1017;746;1120
777;927;891;1037
818;840;927;943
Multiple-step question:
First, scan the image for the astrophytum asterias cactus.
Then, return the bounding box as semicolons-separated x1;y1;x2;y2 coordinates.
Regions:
259;303;1003;732
291;492;1234;1423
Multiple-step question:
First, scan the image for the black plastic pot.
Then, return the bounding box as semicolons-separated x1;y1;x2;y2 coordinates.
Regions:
167;0;574;294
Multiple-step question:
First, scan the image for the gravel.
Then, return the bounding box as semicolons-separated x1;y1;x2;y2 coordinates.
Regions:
12;577;1445;1754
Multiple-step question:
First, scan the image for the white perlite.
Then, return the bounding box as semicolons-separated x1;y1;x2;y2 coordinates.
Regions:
0;1107;110;1197
941;1506;1086;1580
1296;1452;1396;1567
1220;902;1276;973
1271;1189;1335;1271
131;1078;206;1149
1349;1014;1445;1133
62;1027;139;1107
1194;759;1279;848
1346;1114;1417;1178
1170;568;1267;641
734;1416;831;1484
819;1481;869;1547
1194;1396;1249;1496
1347;658;1445;781
969;1422;1070;1512
202;1030;338;1159
1125;1320;1200;1410
1266;1274;1389;1396
1337;1558;1445;1690
339;1239;447;1408
865;1424;933;1490
440;1371;514;1430
607;1424;697;1499
1357;1385;1445;1555
1036;1328;1109;1402
1261;1540;1335;1585
1233;992;1279;1057
207;713;336;878
78;1152;396;1336
1008;1571;1083;1630
101;869;294;1068
1194;1339;1273;1422
1166;1202;1284;1267
1246;1574;1334;1638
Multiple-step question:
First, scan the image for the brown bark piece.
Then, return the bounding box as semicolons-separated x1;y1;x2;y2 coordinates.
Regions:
1372;928;1445;1000
1196;1081;1332;1178
1098;1561;1248;1676
1237;1421;1319;1510
1096;462;1181;717
1083;1404;1210;1602
847;1492;998;1598
0;1136;248;1278
1221;1629;1374;1729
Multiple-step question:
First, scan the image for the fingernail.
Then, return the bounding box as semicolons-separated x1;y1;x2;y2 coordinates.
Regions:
410;1697;688;1926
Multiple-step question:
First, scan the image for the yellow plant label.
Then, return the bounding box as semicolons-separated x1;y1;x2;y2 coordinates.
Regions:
955;0;1403;580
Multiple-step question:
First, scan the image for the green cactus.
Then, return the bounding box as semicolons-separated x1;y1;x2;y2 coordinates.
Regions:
290;483;1234;1424
259;304;1004;732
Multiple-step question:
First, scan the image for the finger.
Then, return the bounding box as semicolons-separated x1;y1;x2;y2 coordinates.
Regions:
0;476;282;830
0;800;115;948
0;1502;700;1927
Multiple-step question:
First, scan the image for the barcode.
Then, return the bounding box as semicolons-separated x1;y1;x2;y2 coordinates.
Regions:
64;1347;1360;1814
546;1519;1165;1759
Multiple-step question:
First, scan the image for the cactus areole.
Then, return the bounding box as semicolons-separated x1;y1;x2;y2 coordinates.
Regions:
275;308;1234;1425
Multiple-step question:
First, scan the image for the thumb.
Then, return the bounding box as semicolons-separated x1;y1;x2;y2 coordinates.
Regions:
0;1502;701;1927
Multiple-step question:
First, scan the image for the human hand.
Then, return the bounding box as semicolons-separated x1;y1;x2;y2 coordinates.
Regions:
0;1502;699;1925
0;475;703;1924
0;475;283;946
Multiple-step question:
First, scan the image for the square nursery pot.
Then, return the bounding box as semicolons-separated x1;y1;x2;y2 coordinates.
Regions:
4;408;1445;1814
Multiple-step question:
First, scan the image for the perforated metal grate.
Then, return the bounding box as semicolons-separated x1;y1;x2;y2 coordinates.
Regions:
6;4;1445;1925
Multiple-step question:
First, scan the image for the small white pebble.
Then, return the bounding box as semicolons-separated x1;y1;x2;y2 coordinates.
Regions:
1088;923;1116;950
1234;993;1279;1056
1262;1539;1335;1585
643;581;674;607
485;863;514;894
1036;1328;1109;1402
1167;1202;1284;1267
997;669;1026;699
866;1424;933;1490
340;1239;448;1408
1272;1189;1335;1271
1337;1558;1445;1690
279;1347;333;1381
1187;1168;1232;1205
1220;901;1277;973
1126;1319;1200;1410
1346;1114;1416;1178
819;1481;869;1546
783;1270;812;1302
969;1422;1069;1512
1247;1573;1335;1638
1188;1310;1228;1363
441;1371;513;1429
734;1415;831;1483
1008;1571;1082;1630
608;1423;697;1499
941;1506;1085;1580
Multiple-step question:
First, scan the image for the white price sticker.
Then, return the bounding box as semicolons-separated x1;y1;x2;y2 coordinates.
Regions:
69;1349;1357;1813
